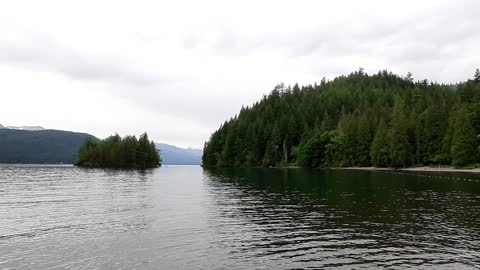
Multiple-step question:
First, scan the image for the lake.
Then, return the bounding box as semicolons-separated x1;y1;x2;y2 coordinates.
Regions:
1;165;480;269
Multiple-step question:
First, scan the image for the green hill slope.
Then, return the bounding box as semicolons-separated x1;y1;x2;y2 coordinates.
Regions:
203;69;480;168
0;129;97;164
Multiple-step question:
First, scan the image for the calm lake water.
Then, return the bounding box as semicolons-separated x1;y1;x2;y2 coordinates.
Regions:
1;165;480;269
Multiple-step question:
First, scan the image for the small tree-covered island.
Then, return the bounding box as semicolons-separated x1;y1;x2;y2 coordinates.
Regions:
203;69;480;168
76;133;161;169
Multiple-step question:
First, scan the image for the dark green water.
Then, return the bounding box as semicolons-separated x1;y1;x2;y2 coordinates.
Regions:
1;165;480;269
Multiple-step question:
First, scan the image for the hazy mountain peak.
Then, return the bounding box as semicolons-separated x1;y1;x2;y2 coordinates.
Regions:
155;143;202;165
5;126;46;131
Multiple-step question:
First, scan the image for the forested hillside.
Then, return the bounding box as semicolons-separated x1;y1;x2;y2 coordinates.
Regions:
0;129;96;164
203;69;480;168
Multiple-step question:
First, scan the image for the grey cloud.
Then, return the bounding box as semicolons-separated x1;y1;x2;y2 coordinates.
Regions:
182;34;201;49
211;0;480;68
1;0;479;148
0;33;237;129
0;36;172;88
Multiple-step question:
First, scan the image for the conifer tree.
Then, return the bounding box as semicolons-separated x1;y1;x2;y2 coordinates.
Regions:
437;109;457;164
389;97;411;167
221;125;238;167
370;120;390;167
76;133;160;169
355;114;372;166
451;107;477;166
405;72;414;82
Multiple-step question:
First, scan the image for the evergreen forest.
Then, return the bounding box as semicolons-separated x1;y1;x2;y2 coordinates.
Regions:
203;69;480;168
76;133;161;169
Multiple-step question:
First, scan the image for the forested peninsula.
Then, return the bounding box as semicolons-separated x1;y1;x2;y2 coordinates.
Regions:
203;69;480;168
76;133;161;169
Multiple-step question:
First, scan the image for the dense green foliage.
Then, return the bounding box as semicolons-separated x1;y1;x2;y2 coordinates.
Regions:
0;129;96;164
203;69;480;168
76;133;161;169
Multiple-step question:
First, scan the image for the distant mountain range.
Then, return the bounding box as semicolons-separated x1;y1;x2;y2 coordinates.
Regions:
156;143;202;165
0;128;96;164
0;125;202;165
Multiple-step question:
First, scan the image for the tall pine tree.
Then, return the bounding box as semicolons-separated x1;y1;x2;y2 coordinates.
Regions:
451;107;477;166
370;119;390;167
389;96;411;167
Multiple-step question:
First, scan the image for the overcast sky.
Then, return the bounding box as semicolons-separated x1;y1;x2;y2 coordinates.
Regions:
1;0;479;148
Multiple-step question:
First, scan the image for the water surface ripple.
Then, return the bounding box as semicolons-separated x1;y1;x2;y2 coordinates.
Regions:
1;165;480;269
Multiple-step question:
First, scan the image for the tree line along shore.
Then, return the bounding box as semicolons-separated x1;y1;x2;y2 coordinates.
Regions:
334;166;480;173
203;69;480;169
